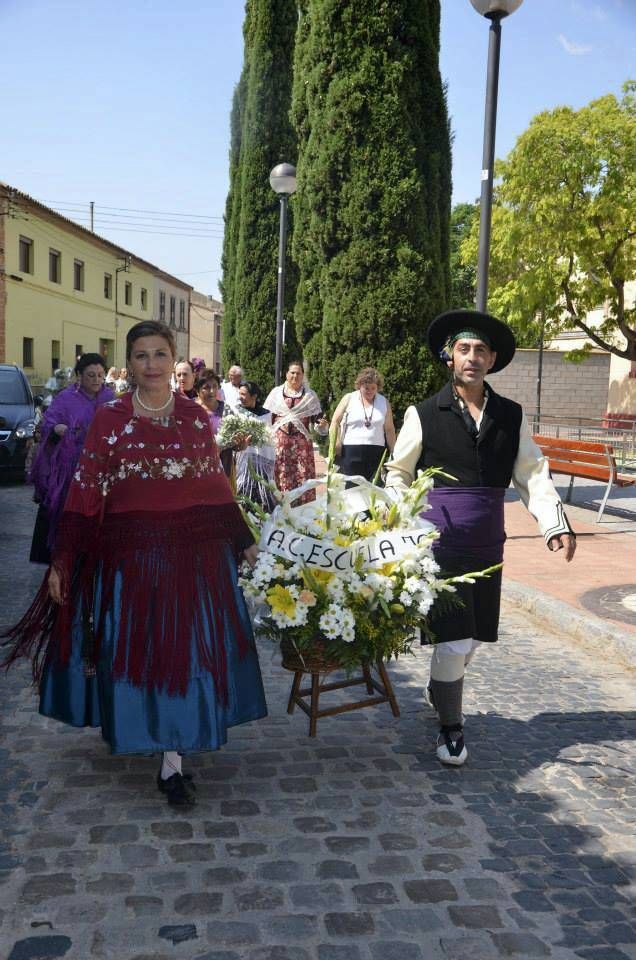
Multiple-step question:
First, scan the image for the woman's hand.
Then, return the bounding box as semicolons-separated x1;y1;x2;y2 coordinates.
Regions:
54;424;68;437
48;567;63;604
315;416;329;436
242;544;259;568
233;432;252;451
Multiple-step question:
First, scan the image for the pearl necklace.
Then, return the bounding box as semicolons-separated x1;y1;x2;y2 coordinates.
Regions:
134;387;173;413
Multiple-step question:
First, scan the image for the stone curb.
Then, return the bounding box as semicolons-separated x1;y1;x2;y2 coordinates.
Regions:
502;577;636;671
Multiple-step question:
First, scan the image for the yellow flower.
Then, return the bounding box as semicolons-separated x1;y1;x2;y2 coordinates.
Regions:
357;519;382;537
333;534;350;547
304;568;334;588
266;584;297;618
389;602;405;614
380;562;397;576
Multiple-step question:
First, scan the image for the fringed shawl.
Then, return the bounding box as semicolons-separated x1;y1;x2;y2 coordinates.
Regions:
3;392;254;702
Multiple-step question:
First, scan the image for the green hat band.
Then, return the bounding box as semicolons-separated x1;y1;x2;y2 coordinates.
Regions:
445;328;492;351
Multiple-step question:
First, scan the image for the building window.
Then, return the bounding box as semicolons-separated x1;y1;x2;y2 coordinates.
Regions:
19;236;33;274
214;317;221;344
179;299;185;330
124;281;132;306
51;340;60;372
23;337;34;368
73;259;84;292
49;249;61;283
104;273;112;299
169;296;176;327
141;287;147;310
159;290;166;322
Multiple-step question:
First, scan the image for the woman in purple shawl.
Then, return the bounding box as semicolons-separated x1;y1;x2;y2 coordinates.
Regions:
29;353;113;564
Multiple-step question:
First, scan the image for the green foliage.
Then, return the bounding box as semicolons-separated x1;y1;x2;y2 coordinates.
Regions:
221;0;299;391
291;0;451;419
461;83;636;359
450;202;477;309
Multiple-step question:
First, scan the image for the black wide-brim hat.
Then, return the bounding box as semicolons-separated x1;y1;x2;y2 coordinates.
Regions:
427;309;516;374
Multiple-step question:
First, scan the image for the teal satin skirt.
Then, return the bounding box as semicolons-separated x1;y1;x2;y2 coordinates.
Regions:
39;544;267;755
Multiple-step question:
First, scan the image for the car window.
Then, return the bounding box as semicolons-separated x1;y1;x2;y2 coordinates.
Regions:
0;370;30;404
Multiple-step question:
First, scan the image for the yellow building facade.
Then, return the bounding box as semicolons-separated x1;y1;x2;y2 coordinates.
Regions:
0;184;191;387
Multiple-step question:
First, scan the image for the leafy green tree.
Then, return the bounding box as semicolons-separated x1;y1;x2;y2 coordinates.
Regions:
462;83;636;359
291;0;451;416
227;0;298;392
450;202;477;309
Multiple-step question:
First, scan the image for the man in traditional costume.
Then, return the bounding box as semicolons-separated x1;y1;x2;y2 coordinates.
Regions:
385;309;576;766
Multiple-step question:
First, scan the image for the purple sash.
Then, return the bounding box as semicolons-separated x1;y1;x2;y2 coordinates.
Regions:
424;487;505;564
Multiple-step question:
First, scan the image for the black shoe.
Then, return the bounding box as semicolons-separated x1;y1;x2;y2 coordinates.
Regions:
157;771;196;806
436;726;468;767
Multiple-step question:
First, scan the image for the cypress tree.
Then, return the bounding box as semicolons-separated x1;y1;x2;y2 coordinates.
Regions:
230;0;298;393
291;0;451;416
220;70;248;372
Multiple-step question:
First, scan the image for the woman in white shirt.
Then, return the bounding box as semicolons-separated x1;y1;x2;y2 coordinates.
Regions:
329;367;396;482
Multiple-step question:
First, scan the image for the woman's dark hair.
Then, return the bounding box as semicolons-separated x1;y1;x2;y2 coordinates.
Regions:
194;368;221;393
287;360;304;373
239;379;262;401
74;353;107;376
126;321;176;360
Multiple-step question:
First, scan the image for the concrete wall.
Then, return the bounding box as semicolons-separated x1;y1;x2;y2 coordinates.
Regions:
487;348;611;419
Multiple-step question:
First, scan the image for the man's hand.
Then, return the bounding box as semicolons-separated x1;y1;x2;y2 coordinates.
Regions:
242;544;259;568
48;567;64;603
53;424;68;437
548;534;576;562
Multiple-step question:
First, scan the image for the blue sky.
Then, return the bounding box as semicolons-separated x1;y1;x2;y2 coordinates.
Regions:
1;0;633;298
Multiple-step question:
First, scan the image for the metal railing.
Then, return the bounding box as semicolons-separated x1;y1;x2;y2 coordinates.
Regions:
530;413;636;472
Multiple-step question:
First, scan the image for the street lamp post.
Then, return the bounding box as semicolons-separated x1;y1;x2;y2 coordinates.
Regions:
470;0;523;312
269;162;297;385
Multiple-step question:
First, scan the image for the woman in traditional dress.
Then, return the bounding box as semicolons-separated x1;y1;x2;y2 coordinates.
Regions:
264;361;328;505
234;381;276;512
4;321;267;807
29;353;112;565
329;367;397;482
194;368;225;435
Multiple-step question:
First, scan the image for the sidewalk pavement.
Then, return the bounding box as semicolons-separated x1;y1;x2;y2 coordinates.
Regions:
503;478;636;670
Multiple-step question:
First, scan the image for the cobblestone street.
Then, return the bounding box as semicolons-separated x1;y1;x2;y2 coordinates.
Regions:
1;483;634;960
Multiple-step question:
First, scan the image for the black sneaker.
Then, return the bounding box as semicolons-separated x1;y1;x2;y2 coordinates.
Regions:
436;726;468;766
157;771;196;806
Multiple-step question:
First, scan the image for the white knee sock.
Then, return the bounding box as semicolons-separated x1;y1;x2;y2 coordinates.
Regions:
161;751;182;780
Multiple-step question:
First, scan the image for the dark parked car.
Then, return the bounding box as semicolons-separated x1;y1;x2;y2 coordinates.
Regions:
0;364;36;476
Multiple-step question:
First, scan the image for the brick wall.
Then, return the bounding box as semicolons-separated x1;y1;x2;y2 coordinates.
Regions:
487;349;610;419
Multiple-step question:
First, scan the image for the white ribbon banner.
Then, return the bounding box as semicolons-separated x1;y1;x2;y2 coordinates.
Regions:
260;519;436;575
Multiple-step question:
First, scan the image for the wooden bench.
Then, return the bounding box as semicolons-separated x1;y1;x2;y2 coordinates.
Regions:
533;434;635;522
